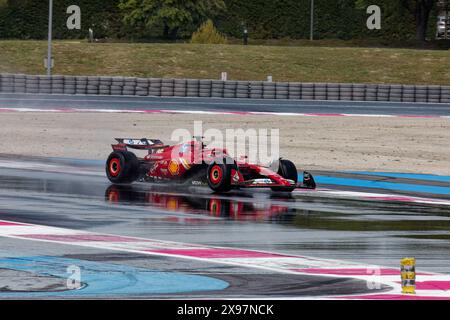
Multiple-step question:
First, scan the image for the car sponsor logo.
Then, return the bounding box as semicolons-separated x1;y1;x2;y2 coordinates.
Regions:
168;160;179;175
148;155;165;161
251;179;274;185
124;139;147;146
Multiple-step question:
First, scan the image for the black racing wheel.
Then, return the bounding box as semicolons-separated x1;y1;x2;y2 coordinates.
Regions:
271;159;298;192
106;151;139;184
207;158;237;193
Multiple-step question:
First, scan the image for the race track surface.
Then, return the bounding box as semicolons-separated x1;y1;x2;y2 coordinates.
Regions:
1;93;450;299
1;156;450;299
2;93;450;116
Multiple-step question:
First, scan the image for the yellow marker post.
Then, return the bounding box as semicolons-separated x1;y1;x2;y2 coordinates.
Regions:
400;258;416;294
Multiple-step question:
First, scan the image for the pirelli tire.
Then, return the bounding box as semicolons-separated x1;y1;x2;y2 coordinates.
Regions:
106;151;140;184
271;159;298;192
207;158;237;193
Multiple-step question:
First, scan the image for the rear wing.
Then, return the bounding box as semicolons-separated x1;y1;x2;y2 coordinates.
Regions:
112;138;166;151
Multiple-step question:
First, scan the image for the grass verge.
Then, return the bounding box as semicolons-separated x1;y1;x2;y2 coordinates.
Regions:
1;40;450;84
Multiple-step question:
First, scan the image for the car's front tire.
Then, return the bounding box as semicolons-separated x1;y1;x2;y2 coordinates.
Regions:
271;159;298;192
106;151;139;184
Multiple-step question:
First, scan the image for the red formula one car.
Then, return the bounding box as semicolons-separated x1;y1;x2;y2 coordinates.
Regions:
105;138;316;193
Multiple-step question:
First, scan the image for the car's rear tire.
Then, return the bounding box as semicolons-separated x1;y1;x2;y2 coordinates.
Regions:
207;158;236;193
271;159;298;192
106;151;139;184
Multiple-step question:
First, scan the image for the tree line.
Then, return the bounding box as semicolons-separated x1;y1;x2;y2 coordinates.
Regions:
0;0;442;42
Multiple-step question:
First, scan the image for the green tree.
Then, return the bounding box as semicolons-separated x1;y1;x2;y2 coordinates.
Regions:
402;0;436;42
119;0;226;39
0;0;122;40
357;0;437;42
191;19;227;43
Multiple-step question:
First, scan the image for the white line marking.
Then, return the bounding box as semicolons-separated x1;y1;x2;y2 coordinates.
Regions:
294;189;450;206
1;107;449;119
1;93;450;108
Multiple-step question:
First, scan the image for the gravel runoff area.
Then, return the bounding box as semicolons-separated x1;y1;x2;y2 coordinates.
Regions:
0;113;449;175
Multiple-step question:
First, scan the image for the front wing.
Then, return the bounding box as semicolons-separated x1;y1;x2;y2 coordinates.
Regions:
235;172;316;190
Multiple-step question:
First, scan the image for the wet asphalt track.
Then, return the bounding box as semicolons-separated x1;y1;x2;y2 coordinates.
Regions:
2;93;450;116
1;93;450;298
1;158;450;298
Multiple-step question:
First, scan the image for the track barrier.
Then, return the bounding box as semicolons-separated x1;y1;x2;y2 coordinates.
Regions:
1;73;450;103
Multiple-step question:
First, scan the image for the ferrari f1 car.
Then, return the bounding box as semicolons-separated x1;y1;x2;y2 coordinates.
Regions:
105;138;316;193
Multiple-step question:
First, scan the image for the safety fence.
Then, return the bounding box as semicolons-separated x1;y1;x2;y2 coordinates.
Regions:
1;73;450;103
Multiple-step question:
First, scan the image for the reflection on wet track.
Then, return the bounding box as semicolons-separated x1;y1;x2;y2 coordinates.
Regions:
1;163;450;298
105;185;295;223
